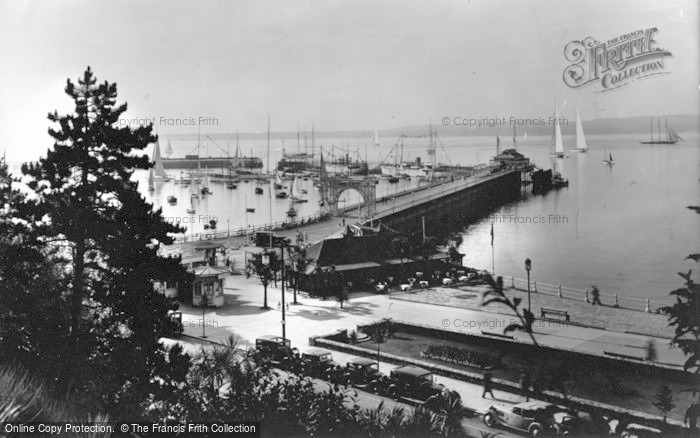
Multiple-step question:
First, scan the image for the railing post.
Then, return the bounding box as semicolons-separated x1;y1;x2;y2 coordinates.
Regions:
645;298;651;313
558;284;562;298
533;281;537;293
613;293;619;308
511;276;515;288
584;288;590;303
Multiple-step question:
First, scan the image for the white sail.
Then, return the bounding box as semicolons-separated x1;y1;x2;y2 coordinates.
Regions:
165;138;173;156
574;108;588;152
668;127;683;142
295;176;303;196
152;139;170;179
373;129;380;146
290;176;297;198
201;171;210;190
190;178;200;197
551;104;564;156
148;168;155;190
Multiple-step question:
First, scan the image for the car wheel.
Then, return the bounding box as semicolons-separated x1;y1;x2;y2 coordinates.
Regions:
483;413;496;427
529;424;542;437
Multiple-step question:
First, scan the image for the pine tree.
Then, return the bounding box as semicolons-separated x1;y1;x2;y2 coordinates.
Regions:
19;67;187;412
0;154;70;377
652;382;675;423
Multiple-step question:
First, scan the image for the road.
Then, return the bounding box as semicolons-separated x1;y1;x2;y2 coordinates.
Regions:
162;337;521;438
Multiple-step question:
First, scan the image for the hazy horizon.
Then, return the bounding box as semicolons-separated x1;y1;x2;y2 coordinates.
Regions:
1;0;697;161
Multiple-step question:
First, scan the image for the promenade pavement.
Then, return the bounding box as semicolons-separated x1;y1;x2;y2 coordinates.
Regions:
173;273;688;419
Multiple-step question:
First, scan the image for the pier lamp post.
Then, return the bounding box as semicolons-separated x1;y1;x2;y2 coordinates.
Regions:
201;292;208;339
525;258;532;312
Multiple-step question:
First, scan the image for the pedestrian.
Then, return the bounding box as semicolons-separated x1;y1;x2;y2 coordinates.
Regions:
645;339;657;362
225;257;230;267
520;371;531;401
685;403;699;430
591;285;602;305
482;371;495;398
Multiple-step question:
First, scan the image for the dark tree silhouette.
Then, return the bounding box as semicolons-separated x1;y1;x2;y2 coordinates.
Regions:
18;67;186;413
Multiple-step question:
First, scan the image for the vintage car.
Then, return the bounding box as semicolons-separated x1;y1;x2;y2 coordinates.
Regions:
340;358;385;390
300;348;341;379
483;401;561;437
166;310;184;337
554;410;612;436
387;366;452;402
254;335;299;368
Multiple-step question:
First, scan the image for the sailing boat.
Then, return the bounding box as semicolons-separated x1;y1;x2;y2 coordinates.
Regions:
273;172;284;190
189;177;200;198
152;139;170;180
570;108;588;152
147;168;155;191
639;116;683;144
603;150;614;166
200;168;212;195
186;197;195;214
373;129;380;146
286;183;298;217
165;138;174;157
550;104;565;157
290;176;307;203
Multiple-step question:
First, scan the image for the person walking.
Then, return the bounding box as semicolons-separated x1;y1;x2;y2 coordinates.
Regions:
482;371;495;398
520;371;531;401
591;285;602;305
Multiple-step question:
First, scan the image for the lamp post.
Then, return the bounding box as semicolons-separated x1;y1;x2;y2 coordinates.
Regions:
201;291;208;339
281;245;286;339
525;258;532;312
262;251;270;309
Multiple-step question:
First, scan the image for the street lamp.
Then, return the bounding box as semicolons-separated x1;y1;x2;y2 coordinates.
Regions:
201;291;208;339
280;245;286;339
525;258;532;312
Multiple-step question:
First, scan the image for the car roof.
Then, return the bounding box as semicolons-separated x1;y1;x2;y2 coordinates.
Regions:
393;365;431;376
304;348;331;356
257;335;288;341
513;401;556;410
349;358;377;366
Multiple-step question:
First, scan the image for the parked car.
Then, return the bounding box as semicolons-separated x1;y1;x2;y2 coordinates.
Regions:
387;366;453;402
300;348;340;379
483;401;561;437
554;410;612;436
166;310;184;337
341;358;385;390
254;335;299;368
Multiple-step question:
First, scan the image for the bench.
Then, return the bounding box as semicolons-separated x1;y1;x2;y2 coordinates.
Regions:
540;308;570;321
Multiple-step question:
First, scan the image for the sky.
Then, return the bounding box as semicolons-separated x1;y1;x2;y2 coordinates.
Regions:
0;0;698;161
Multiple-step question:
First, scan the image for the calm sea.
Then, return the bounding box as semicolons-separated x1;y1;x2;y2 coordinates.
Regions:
10;131;699;300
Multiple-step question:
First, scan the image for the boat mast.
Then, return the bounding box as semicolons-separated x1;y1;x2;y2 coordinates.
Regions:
657;118;661;143
665;118;669;142
649;116;653;142
312;122;315;164
267;114;271;173
297;122;300;153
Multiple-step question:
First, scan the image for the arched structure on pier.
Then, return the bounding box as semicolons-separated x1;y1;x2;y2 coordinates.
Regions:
322;176;377;218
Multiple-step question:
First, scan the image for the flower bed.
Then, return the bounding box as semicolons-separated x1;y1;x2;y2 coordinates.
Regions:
421;344;500;370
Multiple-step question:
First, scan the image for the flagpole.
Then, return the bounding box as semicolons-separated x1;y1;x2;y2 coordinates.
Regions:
491;222;495;275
